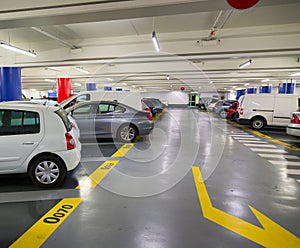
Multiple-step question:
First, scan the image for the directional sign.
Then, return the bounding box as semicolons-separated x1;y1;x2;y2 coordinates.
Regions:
192;166;300;247
227;0;260;10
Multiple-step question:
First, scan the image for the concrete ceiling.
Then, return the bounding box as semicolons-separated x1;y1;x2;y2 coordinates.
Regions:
0;0;299;93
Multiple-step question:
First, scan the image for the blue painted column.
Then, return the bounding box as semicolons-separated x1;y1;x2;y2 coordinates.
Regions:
236;89;246;100
260;85;272;94
247;87;257;94
86;83;96;91
286;83;296;94
0;67;22;102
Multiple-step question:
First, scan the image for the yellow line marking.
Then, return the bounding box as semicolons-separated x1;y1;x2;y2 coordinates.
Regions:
10;198;81;248
227;120;300;151
153;109;165;123
76;160;119;189
112;143;134;157
192;166;300;247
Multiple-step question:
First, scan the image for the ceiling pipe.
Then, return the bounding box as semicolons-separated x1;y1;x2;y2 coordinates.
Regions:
31;27;80;49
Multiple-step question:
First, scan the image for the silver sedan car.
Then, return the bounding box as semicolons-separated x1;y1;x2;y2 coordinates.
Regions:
66;101;154;142
287;111;300;137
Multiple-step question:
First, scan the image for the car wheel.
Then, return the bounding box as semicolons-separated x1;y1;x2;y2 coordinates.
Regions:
29;155;66;188
219;110;227;118
251;117;266;130
232;112;238;121
199;105;206;110
117;124;138;143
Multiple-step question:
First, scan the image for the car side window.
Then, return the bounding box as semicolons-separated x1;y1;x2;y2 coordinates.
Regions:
114;105;125;113
98;104;110;114
0;110;40;136
73;104;93;115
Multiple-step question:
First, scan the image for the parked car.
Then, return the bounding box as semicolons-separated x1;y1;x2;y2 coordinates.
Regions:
237;94;300;130
2;100;80;139
214;100;236;118
141;98;158;117
287;111;300;137
226;101;239;121
66;101;154;142
207;98;220;112
142;98;165;113
0;103;81;187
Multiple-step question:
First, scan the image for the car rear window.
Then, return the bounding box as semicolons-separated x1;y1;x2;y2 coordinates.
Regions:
55;108;72;132
0;109;40;135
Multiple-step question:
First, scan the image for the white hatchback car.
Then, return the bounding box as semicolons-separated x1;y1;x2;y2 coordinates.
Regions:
0;103;81;187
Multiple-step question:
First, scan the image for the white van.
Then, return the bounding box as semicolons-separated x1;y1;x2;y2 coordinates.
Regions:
60;91;142;110
237;94;300;130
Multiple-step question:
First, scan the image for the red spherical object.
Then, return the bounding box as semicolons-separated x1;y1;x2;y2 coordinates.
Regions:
227;0;259;9
180;87;185;91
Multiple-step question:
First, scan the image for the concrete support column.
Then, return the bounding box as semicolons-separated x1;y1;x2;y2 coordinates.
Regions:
57;78;72;103
0;67;22;102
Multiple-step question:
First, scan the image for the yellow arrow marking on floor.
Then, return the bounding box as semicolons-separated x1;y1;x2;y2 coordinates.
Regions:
192;166;300;247
227;120;300;151
10;198;81;248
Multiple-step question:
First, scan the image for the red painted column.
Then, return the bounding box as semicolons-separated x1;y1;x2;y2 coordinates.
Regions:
57;78;72;103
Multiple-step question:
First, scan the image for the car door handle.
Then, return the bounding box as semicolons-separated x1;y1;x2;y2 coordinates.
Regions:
23;141;34;145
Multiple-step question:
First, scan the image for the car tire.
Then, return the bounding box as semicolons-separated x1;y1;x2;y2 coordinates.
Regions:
219;110;227;118
29;155;67;188
232;112;238;121
251;117;266;130
117;124;138;143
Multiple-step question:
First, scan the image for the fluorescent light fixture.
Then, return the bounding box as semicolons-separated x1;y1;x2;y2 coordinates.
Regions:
75;67;90;74
209;81;213;84
232;86;236;88
30;88;37;91
122;82;127;86
291;72;300;76
244;83;250;86
167;75;170;80
139;87;142;90
132;85;136;88
152;31;160;52
106;78;114;82
0;42;37;57
239;59;252;69
261;78;270;82
44;79;56;83
74;83;82;86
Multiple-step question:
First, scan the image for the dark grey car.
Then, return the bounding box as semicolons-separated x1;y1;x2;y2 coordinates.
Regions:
66;101;154;142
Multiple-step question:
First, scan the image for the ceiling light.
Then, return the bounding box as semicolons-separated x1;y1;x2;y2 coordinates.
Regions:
152;31;160;52
239;59;252;69
45;67;61;72
30;88;37;91
167;75;170;80
210;81;213;84
132;85;136;88
122;82;127;86
291;72;300;76
244;83;250;86
106;78;114;82
261;78;270;82
0;42;37;57
232;86;236;88
74;83;82;86
44;79;56;83
75;67;90;74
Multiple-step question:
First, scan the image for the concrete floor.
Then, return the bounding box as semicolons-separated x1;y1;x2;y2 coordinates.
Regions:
1;108;300;247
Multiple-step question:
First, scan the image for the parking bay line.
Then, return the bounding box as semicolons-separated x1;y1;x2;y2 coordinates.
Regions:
9;198;82;248
111;143;134;157
250;148;288;153
268;161;300;166
237;140;268;143
258;154;299;159
287;169;300;175
243;144;277;148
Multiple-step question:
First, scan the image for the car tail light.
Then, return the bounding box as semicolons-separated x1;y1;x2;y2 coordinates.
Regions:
235;102;239;110
291;114;300;124
240;108;244;115
145;107;151;112
147;113;153;121
65;132;76;150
